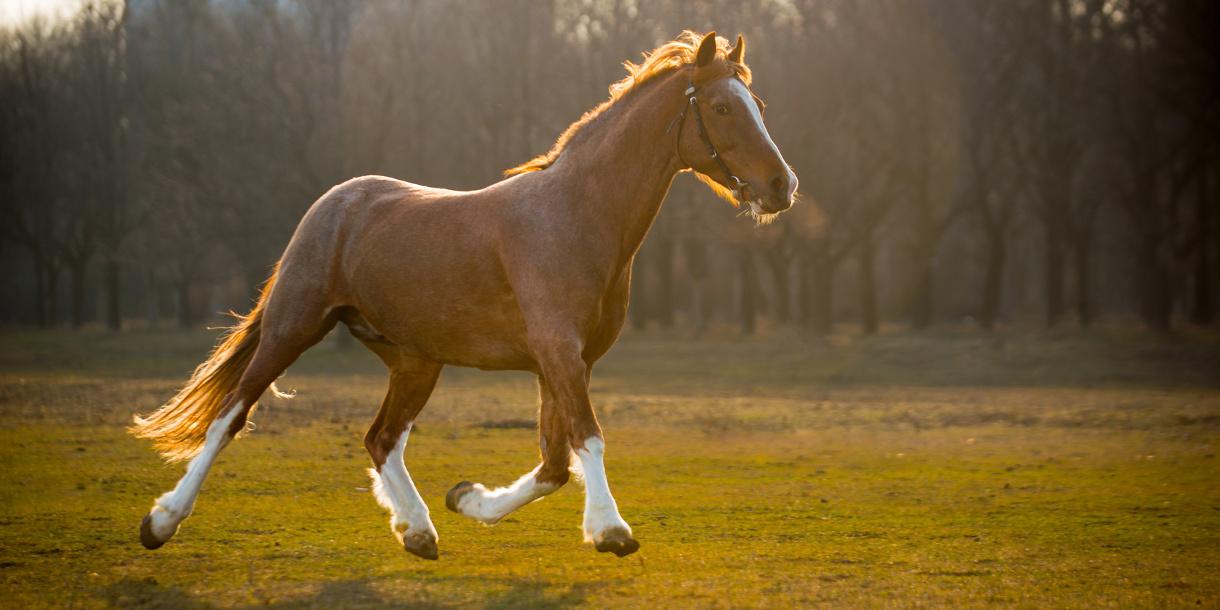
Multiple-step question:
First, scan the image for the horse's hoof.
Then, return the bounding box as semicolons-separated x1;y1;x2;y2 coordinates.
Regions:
139;514;167;550
594;527;639;557
402;531;439;560
445;481;475;513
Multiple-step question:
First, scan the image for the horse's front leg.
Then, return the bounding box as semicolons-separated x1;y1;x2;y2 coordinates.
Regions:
446;377;570;523
534;337;637;556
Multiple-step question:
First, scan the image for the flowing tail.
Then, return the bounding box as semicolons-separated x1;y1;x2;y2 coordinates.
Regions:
131;264;285;462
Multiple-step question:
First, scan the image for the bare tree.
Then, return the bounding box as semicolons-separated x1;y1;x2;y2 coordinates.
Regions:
1;22;72;326
1;0;1215;333
1106;0;1220;331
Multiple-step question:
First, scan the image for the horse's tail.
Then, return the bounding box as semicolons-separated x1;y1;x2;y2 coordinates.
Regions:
131;263;285;462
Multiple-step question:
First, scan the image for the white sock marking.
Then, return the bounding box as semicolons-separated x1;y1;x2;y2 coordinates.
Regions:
146;403;243;541
368;424;436;541
456;464;558;524
574;437;630;542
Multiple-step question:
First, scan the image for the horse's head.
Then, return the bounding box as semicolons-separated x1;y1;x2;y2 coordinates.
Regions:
676;32;799;219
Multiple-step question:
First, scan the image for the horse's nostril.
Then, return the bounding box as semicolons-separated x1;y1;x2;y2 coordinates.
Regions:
770;175;788;195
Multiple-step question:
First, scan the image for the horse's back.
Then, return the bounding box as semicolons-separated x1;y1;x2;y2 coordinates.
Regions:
301;175;457;232
274;175;532;368
282;174;482;275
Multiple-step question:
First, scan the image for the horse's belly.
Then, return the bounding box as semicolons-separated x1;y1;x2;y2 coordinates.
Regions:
403;318;535;371
352;279;536;371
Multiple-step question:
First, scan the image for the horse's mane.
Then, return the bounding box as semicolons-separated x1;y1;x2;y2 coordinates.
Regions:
505;31;752;177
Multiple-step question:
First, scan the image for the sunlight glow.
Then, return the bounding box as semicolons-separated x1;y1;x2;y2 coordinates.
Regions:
0;0;81;26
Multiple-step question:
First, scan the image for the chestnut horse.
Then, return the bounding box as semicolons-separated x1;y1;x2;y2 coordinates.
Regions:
132;31;798;560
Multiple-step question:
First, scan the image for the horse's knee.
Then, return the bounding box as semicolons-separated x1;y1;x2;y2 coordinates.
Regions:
537;433;571;485
537;462;570;488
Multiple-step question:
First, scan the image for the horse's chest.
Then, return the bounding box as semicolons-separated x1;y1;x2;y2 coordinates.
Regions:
582;271;632;362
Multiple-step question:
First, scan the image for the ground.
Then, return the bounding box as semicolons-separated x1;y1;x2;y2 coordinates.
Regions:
1;325;1218;608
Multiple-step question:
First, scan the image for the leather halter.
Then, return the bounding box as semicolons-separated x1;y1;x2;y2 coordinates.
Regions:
668;73;754;202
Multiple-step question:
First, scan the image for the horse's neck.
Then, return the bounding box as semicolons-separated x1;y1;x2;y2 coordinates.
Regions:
549;74;685;262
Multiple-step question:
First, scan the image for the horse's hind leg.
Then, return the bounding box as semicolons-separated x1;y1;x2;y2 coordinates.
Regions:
446;376;570;524
141;395;249;548
364;358;443;559
141;294;335;549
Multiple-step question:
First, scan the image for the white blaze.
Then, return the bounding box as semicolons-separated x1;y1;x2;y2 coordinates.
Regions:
727;79;798;201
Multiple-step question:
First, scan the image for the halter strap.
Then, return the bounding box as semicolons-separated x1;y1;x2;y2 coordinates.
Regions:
668;74;751;200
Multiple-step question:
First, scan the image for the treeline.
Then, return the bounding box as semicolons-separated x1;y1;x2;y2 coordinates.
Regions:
1;0;1217;334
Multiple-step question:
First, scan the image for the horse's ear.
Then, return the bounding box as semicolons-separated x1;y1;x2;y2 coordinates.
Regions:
728;34;745;64
695;31;718;68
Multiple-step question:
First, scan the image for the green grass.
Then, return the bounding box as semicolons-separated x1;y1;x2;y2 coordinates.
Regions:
1;326;1218;608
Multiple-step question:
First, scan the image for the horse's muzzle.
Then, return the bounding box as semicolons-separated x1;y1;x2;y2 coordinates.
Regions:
760;194;793;214
759;171;796;214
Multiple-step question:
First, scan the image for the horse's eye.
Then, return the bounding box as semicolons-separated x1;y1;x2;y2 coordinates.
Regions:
713;103;730;115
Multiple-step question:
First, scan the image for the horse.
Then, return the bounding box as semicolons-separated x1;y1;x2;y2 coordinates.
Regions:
131;30;798;560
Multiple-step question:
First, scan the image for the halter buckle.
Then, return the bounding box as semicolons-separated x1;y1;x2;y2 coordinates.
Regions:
729;175;746;190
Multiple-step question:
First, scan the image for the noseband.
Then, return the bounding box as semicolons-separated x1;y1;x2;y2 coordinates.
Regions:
668;73;755;202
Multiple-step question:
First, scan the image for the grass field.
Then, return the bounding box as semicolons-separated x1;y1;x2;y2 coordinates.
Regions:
1;325;1218;608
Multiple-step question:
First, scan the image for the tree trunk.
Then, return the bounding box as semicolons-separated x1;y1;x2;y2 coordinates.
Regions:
690;280;706;337
980;231;1005;331
1043;230;1065;327
32;250;48;328
70;260;89;328
176;279;194;329
808;257;834;336
1138;240;1172;332
1192;248;1213;325
654;239;674;328
105;259;122;331
1190;176;1214;325
795;254;809;326
766;254;790;325
738;247;757;335
629;264;646;332
332;326;354;349
1072;237;1094;327
858;235;878;335
910;257;933;330
684;238;708;336
45;261;61;328
144;268;160;329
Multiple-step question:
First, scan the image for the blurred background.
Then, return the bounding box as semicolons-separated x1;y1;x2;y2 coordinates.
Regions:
3;4;1219;605
1;0;1217;336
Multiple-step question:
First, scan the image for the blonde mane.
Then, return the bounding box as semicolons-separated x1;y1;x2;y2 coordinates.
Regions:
505;31;752;177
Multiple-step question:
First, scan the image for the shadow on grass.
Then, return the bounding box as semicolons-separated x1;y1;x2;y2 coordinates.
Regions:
101;577;214;610
100;575;595;609
478;580;596;610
